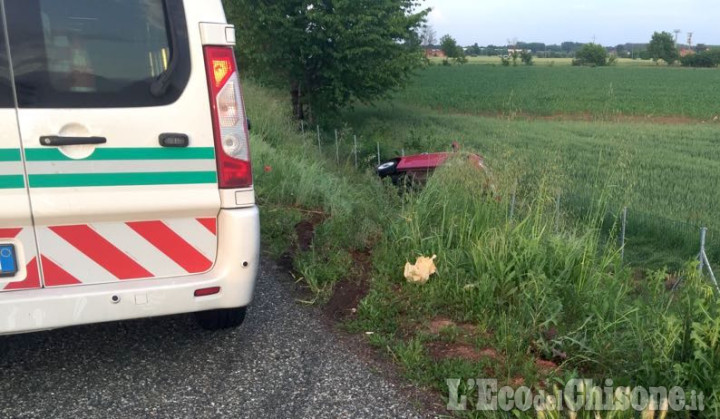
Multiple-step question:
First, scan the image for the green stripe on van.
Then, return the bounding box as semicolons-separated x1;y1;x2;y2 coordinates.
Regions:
0;149;21;162
0;175;25;189
29;172;217;188
26;147;215;162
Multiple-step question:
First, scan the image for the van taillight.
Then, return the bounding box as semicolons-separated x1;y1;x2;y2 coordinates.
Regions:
204;46;252;189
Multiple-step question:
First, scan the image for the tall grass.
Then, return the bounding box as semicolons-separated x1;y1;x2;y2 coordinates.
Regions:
354;160;720;415
245;82;397;297
343;102;720;269
245;80;720;416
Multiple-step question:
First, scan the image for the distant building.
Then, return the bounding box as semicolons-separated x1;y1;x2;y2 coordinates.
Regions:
507;48;529;55
425;48;446;58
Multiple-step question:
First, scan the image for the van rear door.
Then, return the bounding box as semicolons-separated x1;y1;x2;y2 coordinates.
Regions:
0;10;41;292
4;0;221;287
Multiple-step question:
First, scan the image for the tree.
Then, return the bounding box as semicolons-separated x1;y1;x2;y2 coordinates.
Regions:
561;41;583;55
440;35;460;58
510;50;519;66
466;43;482;56
486;45;500;56
681;49;720;68
572;43;608;66
439;34;466;63
520;50;534;66
420;25;437;48
648;31;679;64
225;0;429;121
615;44;628;58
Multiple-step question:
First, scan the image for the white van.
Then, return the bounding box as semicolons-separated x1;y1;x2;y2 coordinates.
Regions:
0;0;259;334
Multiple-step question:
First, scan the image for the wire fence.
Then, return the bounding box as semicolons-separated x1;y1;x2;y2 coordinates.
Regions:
509;186;720;291
302;123;720;284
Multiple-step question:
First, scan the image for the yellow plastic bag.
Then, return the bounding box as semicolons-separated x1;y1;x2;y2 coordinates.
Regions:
404;255;437;284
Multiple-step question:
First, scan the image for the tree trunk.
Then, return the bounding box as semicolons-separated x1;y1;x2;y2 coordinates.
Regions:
290;81;304;121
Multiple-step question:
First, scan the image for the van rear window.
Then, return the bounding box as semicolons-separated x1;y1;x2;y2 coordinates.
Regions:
0;16;12;108
4;0;190;108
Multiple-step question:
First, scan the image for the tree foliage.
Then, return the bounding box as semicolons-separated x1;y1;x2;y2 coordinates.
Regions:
648;31;679;64
439;35;460;58
465;43;482;57
224;0;429;121
439;34;466;64
572;43;608;67
681;49;720;68
520;50;533;66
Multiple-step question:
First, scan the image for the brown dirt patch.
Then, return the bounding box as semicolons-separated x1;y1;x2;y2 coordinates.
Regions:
294;220;316;252
323;250;373;321
276;251;295;272
277;211;328;273
427;342;499;362
511;376;526;387
536;112;703;125
535;359;559;373
427;317;456;334
324;277;370;321
426;317;481;337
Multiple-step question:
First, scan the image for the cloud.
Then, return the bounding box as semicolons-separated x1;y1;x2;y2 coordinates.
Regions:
428;7;447;24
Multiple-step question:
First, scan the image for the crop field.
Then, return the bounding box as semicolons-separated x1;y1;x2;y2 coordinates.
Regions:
344;64;720;267
398;64;720;120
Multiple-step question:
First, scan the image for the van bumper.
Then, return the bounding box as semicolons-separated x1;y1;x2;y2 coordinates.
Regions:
0;206;260;335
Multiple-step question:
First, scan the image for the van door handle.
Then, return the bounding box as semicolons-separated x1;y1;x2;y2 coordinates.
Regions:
40;136;107;147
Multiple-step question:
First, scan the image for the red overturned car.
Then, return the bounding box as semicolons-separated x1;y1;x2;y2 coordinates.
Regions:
376;147;487;186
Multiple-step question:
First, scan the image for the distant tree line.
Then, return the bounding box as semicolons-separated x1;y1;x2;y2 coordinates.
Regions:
681;49;720;67
424;38;719;62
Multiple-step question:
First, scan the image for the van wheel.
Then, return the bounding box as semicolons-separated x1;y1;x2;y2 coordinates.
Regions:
195;306;247;330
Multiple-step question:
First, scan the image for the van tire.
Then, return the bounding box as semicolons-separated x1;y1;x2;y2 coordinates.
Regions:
195;306;247;330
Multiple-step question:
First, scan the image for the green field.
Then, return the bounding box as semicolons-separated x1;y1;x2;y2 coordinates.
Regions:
342;64;720;267
399;64;720;120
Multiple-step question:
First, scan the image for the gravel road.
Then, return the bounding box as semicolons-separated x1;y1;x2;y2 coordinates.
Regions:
0;261;429;418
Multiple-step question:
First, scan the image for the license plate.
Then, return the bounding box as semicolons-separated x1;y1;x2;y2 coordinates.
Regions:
0;244;18;277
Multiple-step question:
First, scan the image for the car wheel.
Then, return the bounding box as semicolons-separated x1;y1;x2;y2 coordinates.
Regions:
377;159;400;177
195;306;247;330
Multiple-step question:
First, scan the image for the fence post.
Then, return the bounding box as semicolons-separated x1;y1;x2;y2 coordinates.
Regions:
377;142;381;165
354;135;358;168
619;207;627;262
698;227;720;293
301;120;305;135
699;227;708;272
317;125;322;154
335;129;339;164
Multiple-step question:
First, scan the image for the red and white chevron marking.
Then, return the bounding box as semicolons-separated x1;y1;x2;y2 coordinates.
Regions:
0;218;217;291
0;227;41;291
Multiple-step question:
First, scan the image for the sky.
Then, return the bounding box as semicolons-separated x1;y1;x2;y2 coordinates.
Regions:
423;0;720;47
